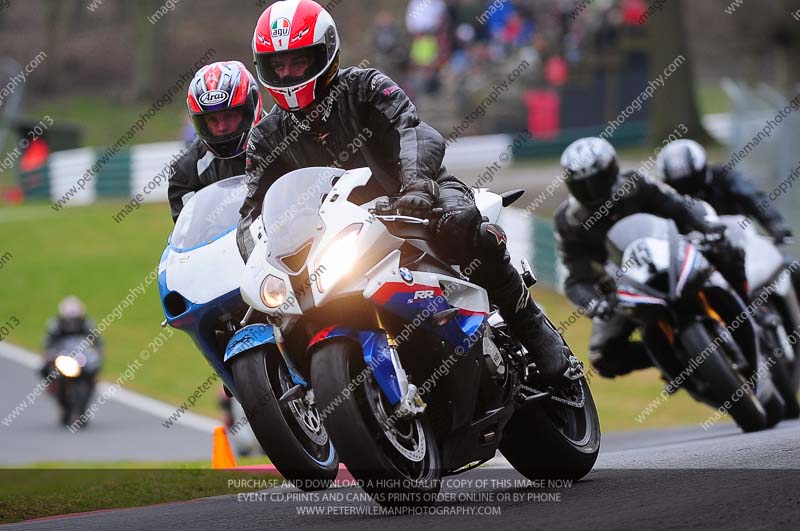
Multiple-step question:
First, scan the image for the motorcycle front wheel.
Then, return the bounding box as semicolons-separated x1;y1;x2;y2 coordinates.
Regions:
232;347;338;490
311;338;441;507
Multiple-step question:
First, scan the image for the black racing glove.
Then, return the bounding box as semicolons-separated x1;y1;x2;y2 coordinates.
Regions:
396;180;439;218
703;222;728;244
587;294;617;321
772;227;794;246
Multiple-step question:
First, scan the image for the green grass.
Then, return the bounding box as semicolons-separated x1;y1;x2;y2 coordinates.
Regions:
20;456;272;469
28;94;187;149
0;201;223;417
697;83;731;116
0;201;715;432
0;466;278;524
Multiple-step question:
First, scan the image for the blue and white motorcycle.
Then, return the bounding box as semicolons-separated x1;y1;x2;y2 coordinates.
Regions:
158;176;338;488
229;166;599;506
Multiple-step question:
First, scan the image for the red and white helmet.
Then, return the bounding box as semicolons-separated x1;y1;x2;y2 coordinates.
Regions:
187;61;264;159
252;0;341;112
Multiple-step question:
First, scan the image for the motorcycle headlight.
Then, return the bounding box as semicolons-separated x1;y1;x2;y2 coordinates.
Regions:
54;355;81;378
315;224;363;293
260;275;287;308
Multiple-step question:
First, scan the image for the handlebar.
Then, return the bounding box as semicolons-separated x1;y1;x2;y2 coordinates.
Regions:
370;196;443;224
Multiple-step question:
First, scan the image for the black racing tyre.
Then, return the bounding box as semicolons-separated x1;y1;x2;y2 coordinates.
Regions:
311;338;441;508
762;316;800;419
500;377;600;481
232;347;338;490
72;378;94;428
680;322;768;432
762;393;786;428
770;354;800;419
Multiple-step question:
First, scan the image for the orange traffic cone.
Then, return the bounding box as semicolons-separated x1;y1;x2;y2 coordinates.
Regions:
211;425;238;469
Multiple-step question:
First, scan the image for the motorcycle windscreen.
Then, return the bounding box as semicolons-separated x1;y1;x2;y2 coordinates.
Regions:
171;175;247;251
260;167;341;272
605;213;676;266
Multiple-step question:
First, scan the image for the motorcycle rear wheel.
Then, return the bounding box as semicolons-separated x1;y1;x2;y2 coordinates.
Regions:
680;321;769;432
762;306;800;419
499;377;600;481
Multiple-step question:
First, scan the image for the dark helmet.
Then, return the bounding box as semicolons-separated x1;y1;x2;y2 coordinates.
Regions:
187;61;264;159
656;139;709;194
560;137;619;207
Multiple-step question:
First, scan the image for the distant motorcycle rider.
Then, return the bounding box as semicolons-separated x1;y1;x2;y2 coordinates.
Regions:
555;137;747;378
656;139;799;293
41;296;102;376
168;61;265;221
237;0;579;384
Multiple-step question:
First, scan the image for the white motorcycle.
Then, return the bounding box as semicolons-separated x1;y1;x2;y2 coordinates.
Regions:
159;176;338;489
715;211;800;417
231;166;600;505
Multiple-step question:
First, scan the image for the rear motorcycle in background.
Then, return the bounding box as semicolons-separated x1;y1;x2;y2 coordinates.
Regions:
606;213;785;431
158;176;338;488
712;211;800;418
43;336;102;428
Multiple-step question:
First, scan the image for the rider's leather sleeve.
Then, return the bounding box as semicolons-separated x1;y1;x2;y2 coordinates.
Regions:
167;158;196;223
237;115;290;262
715;166;790;238
554;203;603;309
168;139;246;223
638;173;714;234
356;69;446;192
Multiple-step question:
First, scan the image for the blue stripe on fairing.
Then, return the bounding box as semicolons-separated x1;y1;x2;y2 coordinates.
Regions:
378;290;487;349
310;327;403;405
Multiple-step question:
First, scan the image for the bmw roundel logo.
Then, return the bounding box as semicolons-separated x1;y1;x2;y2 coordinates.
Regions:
399;268;414;284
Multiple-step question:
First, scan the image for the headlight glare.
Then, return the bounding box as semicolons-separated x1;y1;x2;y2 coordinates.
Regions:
316;224;363;292
54;355;82;378
260;275;287;308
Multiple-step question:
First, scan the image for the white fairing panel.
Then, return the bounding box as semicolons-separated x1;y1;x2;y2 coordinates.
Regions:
621;238;670;285
720;215;784;290
164;230;244;304
474;189;503;224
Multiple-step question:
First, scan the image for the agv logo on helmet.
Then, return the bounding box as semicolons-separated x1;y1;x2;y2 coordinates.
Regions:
272;18;291;39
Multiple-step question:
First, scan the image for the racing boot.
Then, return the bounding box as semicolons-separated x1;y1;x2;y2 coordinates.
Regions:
498;274;583;385
504;291;584;385
467;221;582;385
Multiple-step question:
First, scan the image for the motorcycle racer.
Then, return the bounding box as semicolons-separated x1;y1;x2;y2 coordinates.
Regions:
237;0;579;384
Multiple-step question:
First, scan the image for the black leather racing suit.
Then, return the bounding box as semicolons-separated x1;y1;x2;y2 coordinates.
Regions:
686;165;792;239
168;138;246;222
43;317;102;354
237;67;567;376
555;171;744;378
679;165;799;294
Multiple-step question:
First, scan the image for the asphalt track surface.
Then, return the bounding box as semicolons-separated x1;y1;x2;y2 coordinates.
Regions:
4;418;799;530
0;346;214;465
4;152;798;529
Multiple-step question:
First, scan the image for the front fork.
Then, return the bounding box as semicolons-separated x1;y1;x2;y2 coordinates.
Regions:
375;311;426;419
